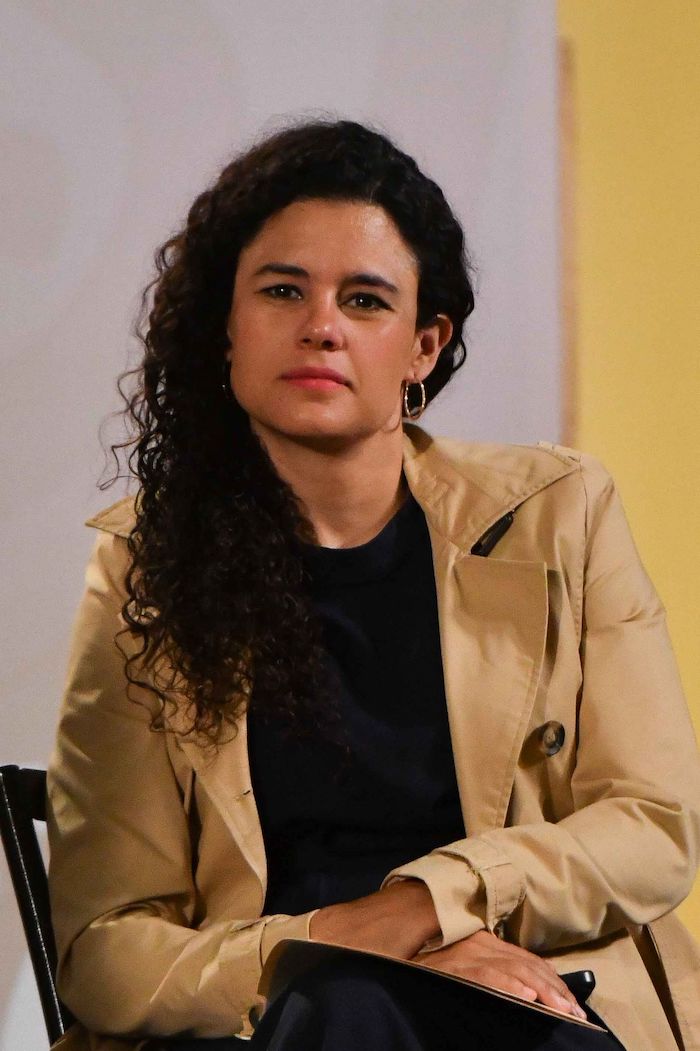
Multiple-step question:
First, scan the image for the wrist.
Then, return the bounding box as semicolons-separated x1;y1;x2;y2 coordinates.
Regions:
308;879;441;959
382;878;440;946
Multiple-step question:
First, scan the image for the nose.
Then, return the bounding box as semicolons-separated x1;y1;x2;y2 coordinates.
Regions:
299;297;343;350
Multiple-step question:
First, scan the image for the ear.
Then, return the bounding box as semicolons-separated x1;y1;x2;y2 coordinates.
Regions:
225;307;235;362
406;314;454;383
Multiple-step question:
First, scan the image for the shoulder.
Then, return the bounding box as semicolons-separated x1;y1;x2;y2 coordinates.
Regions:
426;431;609;477
428;433;579;474
81;494;138;597
85;493;138;539
405;424;615;506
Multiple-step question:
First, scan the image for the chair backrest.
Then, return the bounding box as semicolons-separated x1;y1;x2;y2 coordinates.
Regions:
0;765;74;1046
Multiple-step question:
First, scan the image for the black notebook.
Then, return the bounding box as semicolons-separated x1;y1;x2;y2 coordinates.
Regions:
259;939;605;1033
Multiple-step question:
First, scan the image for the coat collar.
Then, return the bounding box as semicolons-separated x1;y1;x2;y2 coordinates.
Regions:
401;422;577;555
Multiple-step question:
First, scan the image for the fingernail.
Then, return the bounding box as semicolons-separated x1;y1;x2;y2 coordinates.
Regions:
575;1005;588;1020
555;994;581;1016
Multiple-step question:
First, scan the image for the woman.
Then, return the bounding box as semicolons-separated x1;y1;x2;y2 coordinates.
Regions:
47;120;700;1051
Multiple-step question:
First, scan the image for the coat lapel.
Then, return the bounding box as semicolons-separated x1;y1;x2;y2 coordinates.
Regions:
430;531;549;835
402;425;575;836
170;709;268;887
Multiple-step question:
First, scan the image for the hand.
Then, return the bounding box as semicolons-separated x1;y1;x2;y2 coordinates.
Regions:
309;879;440;960
412;930;587;1020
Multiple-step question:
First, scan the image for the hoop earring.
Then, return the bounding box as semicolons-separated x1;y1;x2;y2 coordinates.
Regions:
221;360;234;402
402;380;427;421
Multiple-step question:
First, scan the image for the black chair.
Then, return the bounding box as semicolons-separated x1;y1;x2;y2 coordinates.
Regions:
0;765;74;1046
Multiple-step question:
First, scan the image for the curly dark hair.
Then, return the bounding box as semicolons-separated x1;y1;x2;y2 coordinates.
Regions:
111;118;475;742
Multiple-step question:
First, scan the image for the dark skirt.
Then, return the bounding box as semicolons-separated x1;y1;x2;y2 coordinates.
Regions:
153;954;625;1050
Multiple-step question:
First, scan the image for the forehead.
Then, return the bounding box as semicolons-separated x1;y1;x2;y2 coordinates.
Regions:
238;198;418;281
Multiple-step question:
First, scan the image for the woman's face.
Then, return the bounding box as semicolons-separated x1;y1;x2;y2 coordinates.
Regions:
225;198;452;448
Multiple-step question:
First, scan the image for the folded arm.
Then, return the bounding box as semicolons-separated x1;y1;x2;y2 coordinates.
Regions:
381;455;700;952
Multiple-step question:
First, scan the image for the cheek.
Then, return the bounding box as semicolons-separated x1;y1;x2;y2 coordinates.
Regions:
228;296;291;353
227;304;253;354
226;330;258;408
365;329;418;386
227;310;269;380
228;350;259;407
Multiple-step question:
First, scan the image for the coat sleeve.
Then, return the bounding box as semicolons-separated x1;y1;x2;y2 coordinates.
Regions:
382;453;700;952
47;530;315;1039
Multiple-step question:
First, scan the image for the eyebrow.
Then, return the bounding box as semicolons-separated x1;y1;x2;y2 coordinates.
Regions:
252;263;399;296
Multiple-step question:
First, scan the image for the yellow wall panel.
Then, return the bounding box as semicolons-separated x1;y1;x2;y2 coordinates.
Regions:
558;1;700;937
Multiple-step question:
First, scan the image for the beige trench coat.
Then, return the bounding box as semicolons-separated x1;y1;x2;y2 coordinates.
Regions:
47;425;700;1051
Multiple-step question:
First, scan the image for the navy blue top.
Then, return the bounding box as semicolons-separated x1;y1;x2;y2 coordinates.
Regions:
247;490;466;915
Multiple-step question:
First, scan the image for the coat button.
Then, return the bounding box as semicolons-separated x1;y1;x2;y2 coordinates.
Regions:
538;721;565;756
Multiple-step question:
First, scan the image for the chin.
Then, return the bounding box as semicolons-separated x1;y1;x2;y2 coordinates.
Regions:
283;422;360;448
257;414;374;451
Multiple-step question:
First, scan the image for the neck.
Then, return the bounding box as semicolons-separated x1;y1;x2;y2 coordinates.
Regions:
255;427;407;548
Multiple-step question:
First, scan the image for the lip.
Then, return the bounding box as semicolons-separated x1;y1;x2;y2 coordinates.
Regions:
280;367;350;388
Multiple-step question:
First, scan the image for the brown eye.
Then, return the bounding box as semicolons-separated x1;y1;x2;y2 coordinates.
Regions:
262;284;302;299
346;292;388;310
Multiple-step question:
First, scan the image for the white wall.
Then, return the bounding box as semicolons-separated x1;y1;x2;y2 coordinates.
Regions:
0;2;559;1045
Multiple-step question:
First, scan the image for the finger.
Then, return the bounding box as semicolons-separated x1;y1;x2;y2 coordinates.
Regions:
537;970;583;1011
481;957;559;1005
497;962;586;1020
416;955;587;1021
465;964;539;1002
466;962;587;1022
524;977;588;1020
488;948;576;1003
433;937;573;1005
